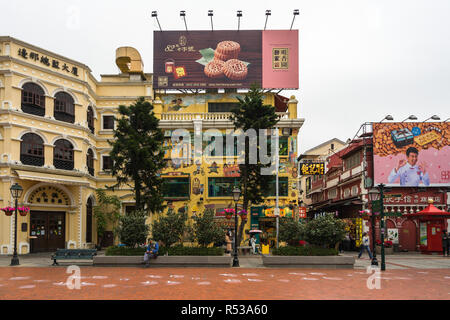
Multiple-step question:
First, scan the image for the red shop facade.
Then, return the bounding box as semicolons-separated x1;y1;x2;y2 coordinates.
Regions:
366;188;449;252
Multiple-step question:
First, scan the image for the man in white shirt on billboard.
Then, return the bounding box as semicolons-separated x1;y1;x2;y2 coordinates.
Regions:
388;147;430;186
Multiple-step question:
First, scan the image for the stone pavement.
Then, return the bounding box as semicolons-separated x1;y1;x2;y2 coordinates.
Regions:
2;251;450;269
0;266;449;300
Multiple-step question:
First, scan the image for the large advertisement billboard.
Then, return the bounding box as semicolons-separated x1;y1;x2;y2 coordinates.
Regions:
153;30;298;89
373;122;450;187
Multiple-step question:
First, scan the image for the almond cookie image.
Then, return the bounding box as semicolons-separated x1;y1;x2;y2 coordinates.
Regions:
223;59;248;80
216;41;241;57
204;60;225;78
214;50;239;61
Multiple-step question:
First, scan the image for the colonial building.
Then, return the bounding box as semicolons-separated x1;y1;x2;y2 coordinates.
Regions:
0;36;304;254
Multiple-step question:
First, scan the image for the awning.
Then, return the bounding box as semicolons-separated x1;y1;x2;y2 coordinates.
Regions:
14;170;90;186
405;202;450;219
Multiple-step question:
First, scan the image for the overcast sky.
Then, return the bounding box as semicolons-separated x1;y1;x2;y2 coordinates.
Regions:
1;0;449;154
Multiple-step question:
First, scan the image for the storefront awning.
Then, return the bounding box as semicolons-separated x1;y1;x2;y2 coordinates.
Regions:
14;170;90;186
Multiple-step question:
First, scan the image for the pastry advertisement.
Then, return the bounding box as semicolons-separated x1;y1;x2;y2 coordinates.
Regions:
373;122;450;187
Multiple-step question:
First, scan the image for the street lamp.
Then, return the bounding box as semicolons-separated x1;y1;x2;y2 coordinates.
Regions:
379;115;394;123
232;187;241;267
10;183;23;266
368;188;380;266
423;115;440;122
401;115;417;122
378;183;386;271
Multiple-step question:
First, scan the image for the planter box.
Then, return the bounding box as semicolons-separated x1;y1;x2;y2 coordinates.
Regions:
376;246;394;255
94;255;232;268
262;255;355;269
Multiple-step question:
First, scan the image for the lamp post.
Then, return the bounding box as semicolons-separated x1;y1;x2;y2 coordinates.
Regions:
378;183;386;271
10;183;23;266
232;187;241;267
368;188;380;266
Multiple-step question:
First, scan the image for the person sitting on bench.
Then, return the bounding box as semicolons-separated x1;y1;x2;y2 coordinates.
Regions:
144;239;159;268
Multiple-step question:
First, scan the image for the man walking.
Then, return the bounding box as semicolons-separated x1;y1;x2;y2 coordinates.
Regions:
442;230;449;257
358;232;373;259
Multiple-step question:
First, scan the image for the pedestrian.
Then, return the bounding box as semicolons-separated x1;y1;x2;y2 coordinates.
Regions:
143;239;159;268
250;234;257;254
349;233;356;251
225;229;232;254
358;232;373;259
442;230;449;257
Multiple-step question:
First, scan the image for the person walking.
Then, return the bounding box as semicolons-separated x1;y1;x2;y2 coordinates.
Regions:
442;230;449;257
143;239;159;268
358;232;373;259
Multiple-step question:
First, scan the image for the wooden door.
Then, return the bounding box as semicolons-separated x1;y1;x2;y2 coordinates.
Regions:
30;211;65;252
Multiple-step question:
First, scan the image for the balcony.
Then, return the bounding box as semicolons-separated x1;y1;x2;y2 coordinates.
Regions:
54;111;75;124
54;159;74;171
21;103;45;117
160;112;290;121
20;154;44;167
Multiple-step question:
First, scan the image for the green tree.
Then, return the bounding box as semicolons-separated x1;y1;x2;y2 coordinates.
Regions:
93;189;121;248
304;215;347;248
151;208;188;248
108;97;166;212
230;84;279;246
117;210;149;247
192;209;226;247
279;217;305;246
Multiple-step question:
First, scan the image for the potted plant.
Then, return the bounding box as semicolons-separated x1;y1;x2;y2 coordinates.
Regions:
1;207;15;216
375;239;394;255
18;206;30;216
223;208;234;220
238;209;248;221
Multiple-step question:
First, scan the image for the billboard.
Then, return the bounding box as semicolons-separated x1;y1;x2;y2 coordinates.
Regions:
153;30;298;89
299;161;325;175
373;122;450;187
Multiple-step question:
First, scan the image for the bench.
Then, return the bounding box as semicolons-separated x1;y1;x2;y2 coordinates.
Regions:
237;246;253;255
51;249;97;266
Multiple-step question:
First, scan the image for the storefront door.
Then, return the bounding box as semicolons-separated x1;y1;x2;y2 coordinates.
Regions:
427;222;442;252
30;211;65;252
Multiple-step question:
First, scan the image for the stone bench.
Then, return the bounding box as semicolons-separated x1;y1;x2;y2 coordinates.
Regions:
262;255;355;269
94;255;232;267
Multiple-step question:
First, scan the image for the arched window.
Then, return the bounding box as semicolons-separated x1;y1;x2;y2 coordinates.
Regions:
20;133;44;166
86;148;94;176
87;106;95;134
54;92;75;123
86;197;93;243
53;139;74;170
21;83;45;116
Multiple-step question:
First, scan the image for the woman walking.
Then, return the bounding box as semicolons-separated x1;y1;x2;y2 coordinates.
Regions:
358;232;373;259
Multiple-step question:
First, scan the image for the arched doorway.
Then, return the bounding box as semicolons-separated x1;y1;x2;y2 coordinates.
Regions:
400;220;417;252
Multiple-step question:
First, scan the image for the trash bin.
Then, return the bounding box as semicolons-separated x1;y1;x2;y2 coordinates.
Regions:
261;244;270;255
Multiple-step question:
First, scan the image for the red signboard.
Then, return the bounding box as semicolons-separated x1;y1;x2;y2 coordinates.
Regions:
299;207;307;218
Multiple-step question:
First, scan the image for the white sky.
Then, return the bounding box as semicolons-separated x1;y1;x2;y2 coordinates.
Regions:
1;0;449;154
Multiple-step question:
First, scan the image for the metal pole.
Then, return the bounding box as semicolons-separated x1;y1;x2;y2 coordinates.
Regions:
371;213;378;266
380;183;386;271
275;127;279;249
232;200;239;267
10;197;19;266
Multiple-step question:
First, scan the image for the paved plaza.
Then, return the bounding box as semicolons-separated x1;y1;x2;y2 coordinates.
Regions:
0;252;449;300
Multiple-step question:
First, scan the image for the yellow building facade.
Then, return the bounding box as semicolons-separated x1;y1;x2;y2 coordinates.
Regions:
0;36;303;254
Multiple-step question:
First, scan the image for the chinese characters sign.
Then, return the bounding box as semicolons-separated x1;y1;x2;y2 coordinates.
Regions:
17;47;79;77
299;162;325;175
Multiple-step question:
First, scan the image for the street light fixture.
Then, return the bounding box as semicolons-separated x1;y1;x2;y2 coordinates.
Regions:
151;11;162;32
368;188;380;266
424;115;440;122
290;9;299;30
180;10;188;31
237;10;242;31
232;187;241;267
264;10;271;30
10;183;23;266
208;10;213;31
379;115;394;123
401;115;418;122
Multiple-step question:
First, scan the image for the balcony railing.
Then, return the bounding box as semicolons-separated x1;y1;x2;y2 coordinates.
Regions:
54;111;75;124
160;112;290;121
54;159;74;171
20;154;44;167
21;104;45;117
